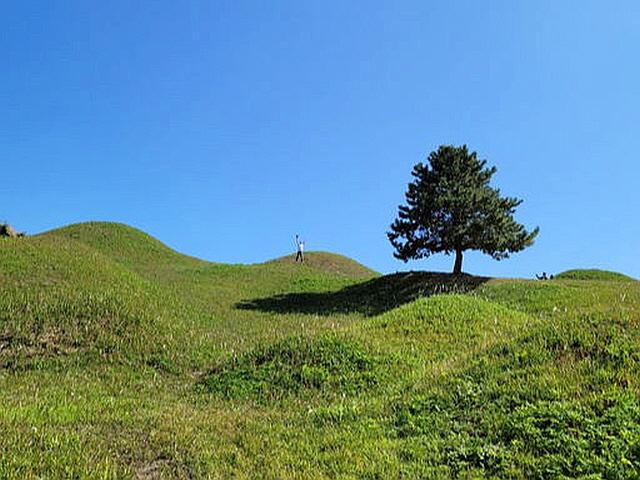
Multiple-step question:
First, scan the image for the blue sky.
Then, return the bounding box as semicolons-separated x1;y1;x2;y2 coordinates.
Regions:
2;1;639;278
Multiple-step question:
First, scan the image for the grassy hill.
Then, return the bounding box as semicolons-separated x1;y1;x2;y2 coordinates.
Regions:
267;251;377;280
2;222;640;478
555;268;636;281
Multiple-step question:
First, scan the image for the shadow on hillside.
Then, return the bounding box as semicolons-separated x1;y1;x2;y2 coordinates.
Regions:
236;272;491;317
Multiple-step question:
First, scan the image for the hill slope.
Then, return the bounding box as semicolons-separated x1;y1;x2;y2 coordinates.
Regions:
1;222;377;367
0;232;208;369
2;222;640;478
268;251;377;280
43;221;205;270
555;268;636;281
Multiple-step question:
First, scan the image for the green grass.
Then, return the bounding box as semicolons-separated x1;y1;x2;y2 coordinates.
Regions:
199;333;389;400
555;268;636;281
2;221;640;478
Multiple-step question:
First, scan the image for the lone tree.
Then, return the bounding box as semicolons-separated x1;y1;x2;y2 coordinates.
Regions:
388;145;539;274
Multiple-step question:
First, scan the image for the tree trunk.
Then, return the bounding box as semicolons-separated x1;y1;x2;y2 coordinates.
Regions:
453;249;463;275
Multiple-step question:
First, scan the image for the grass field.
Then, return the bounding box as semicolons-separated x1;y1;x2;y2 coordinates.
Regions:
1;222;639;479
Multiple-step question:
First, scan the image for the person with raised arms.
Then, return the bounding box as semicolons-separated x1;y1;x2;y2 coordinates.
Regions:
294;234;305;263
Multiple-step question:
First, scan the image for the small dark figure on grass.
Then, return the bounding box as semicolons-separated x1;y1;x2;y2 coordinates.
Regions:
0;223;26;238
536;272;554;280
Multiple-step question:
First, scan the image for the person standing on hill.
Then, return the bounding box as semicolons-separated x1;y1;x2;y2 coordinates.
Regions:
295;235;305;263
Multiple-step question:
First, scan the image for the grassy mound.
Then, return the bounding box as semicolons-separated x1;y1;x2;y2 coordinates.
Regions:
1;222;378;371
0;234;195;368
268;251;377;280
555;268;635;281
478;277;640;319
43;222;204;271
370;295;533;368
375;294;529;334
199;334;388;400
392;308;640;478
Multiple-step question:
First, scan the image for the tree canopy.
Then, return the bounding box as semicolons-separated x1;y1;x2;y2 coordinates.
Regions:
388;145;539;274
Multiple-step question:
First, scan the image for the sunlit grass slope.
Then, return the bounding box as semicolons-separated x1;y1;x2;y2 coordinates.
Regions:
1;223;376;370
0;234;185;368
268;251;377;280
2;222;640;478
555;268;636;281
44;221;205;270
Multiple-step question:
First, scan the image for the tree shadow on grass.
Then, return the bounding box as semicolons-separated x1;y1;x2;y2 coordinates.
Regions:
236;272;491;317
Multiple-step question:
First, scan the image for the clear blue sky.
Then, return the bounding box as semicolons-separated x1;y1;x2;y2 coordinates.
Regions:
3;1;639;278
